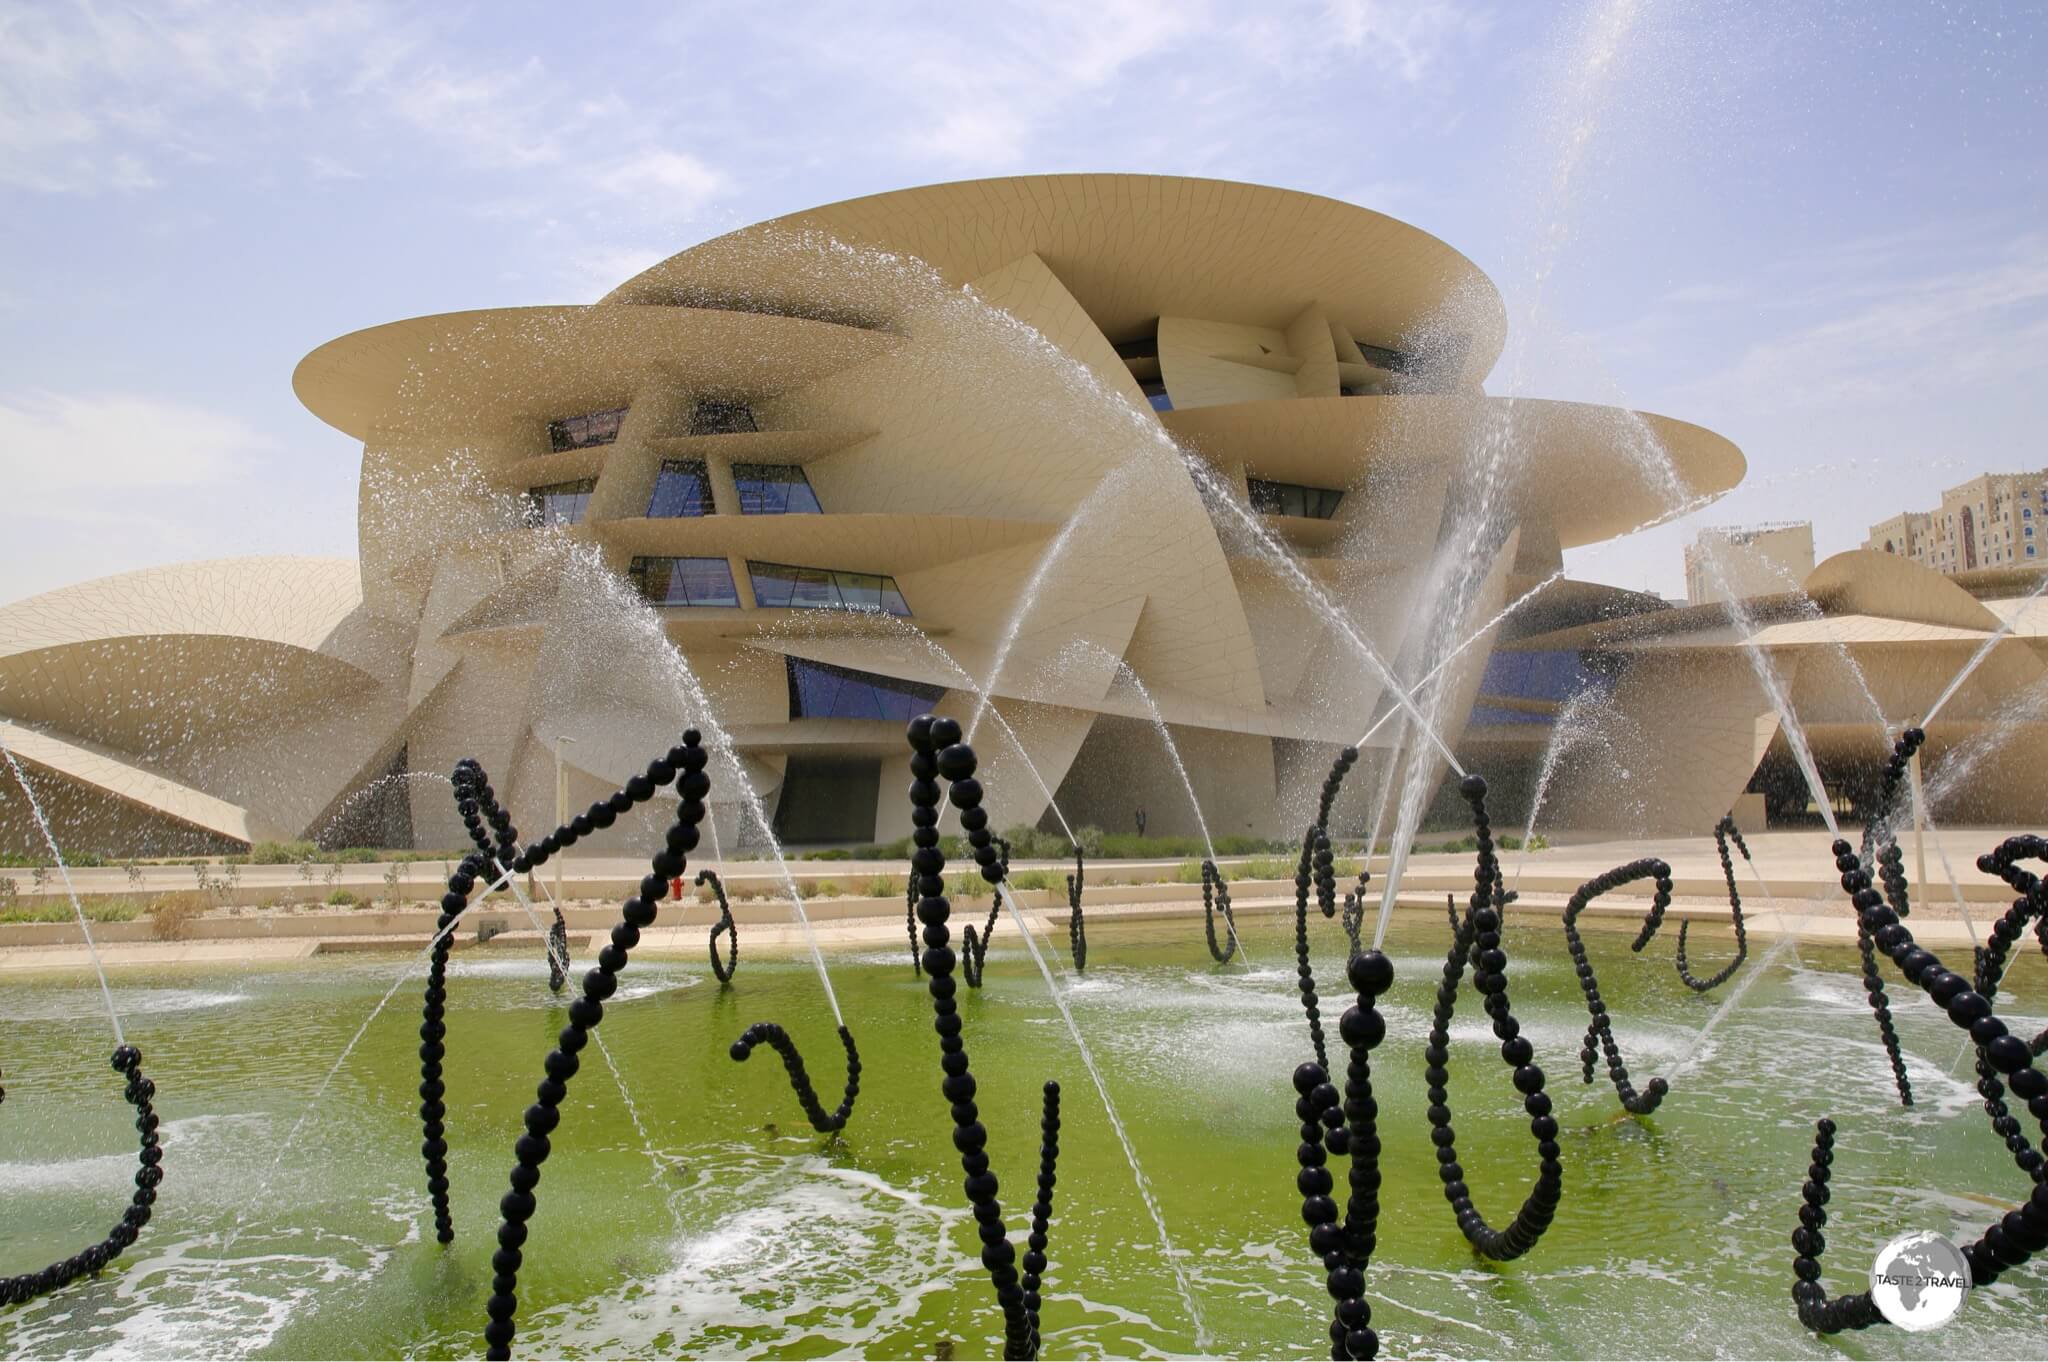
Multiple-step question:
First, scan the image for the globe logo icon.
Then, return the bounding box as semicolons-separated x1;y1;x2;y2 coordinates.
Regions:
1870;1231;1970;1331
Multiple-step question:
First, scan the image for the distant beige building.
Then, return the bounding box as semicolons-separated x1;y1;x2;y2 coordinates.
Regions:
1867;469;2048;573
1684;522;1814;605
0;174;1751;855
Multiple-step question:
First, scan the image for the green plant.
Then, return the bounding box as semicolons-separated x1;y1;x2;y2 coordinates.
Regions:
382;863;403;907
801;847;853;861
812;879;840;898
0;875;14;905
326;888;359;906
1007;869;1058;892
863;875;898;898
0;897;143;925
243;839;320;865
125;860;145;891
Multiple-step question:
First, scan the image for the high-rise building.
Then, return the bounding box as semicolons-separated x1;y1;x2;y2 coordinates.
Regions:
1865;469;2048;573
1683;522;1814;605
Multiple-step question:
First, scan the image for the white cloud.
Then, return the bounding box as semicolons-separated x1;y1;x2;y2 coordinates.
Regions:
0;391;273;493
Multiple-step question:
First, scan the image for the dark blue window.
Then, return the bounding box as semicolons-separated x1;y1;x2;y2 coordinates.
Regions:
734;463;822;515
647;460;714;517
786;657;944;721
627;556;738;607
1140;378;1172;412
749;561;908;616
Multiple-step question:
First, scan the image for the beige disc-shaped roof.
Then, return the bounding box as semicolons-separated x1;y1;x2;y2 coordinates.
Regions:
294;305;899;440
604;174;1507;381
1166;395;1745;548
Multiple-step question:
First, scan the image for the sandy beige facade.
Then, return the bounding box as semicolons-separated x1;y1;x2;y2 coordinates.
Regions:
1865;468;2048;573
1;174;1756;855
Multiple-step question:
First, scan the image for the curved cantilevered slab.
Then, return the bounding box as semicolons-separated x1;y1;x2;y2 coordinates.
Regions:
1165;394;1746;552
294;305;900;441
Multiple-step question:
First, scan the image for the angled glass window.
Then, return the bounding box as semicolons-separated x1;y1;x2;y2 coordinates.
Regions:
786;657;944;722
733;462;822;515
688;398;757;435
1247;477;1344;520
547;406;627;452
748;561;909;616
647;460;715;517
526;478;596;527
1139;377;1172;412
627;555;739;607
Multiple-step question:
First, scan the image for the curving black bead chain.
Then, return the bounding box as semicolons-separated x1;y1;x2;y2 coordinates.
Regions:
1674;817;1750;992
906;714;1060;1361
1066;847;1087;973
1564;859;1674;1115
419;838;491;1244
481;732;709;1361
695;868;740;984
1293;747;1360;1072
1850;728;1927;1108
1020;1080;1062;1360
545;906;571;994
1789;820;2048;1332
1288;946;1394;1360
729;1022;860;1132
963;837;1010;989
1788;1118;1884;1332
0;1045;161;1308
1340;866;1370;960
425;754;678;1245
1424;773;1562;1261
1968;836;2048;1182
907;874;923;977
1201;858;1240;964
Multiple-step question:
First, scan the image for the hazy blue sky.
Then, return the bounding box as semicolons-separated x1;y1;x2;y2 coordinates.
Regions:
1;0;2042;600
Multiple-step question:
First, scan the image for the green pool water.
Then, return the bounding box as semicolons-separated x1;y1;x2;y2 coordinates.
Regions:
0;912;2042;1359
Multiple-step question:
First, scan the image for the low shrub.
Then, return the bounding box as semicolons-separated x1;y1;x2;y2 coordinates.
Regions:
0;850;107;868
146;891;208;941
326;888;359;907
1007;869;1059;892
236;840;320;865
0;897;144;925
812;879;841;898
863;875;898;898
801;847;854;861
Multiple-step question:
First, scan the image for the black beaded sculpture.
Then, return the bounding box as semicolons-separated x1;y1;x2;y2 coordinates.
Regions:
1969;836;2048;1183
962;836;1011;989
1787;750;2048;1332
1288;947;1394;1360
906;714;1062;1361
1673;817;1750;992
1563;859;1674;1115
422;753;679;1245
906;874;923;978
0;1045;161;1308
1340;868;1369;959
695;868;739;984
481;733;708;1361
1201;858;1241;965
545;906;571;994
729;1021;860;1133
1424;774;1562;1261
1849;730;1926;1109
1066;846;1087;973
1293;746;1360;1071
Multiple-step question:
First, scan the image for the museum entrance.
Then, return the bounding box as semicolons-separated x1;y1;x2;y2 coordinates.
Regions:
771;755;881;844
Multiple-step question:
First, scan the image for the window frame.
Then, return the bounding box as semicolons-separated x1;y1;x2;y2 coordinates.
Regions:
525;478;597;527
747;560;910;616
646;459;716;518
546;406;627;453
